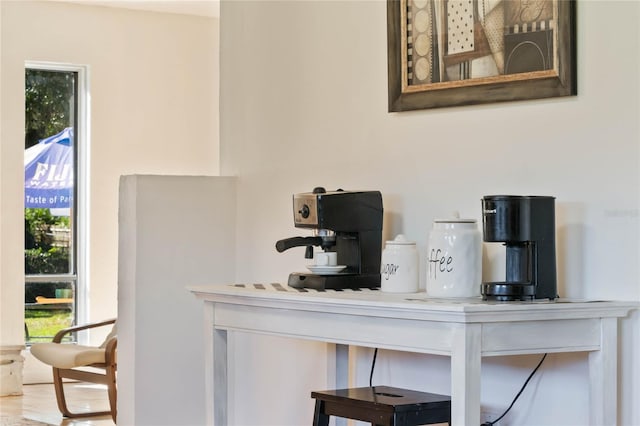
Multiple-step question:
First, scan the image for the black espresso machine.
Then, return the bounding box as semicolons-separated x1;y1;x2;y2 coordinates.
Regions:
275;187;383;290
481;195;558;301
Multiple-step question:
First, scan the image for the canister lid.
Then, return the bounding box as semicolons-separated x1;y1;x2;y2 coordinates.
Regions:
385;234;415;245
433;211;476;224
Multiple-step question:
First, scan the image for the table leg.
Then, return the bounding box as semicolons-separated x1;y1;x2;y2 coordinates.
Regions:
451;323;481;426
335;344;349;426
589;317;618;426
335;344;349;389
212;327;228;425
205;302;228;426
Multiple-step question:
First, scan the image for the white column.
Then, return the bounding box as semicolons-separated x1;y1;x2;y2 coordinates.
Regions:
117;175;236;425
0;346;24;396
0;4;28;394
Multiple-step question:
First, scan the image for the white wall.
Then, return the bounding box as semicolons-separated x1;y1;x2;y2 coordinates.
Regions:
219;1;639;425
0;0;219;383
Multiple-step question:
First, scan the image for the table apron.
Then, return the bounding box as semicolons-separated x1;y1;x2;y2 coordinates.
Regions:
213;303;603;356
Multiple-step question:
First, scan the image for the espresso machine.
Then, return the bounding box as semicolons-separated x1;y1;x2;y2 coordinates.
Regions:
275;187;383;290
481;195;557;301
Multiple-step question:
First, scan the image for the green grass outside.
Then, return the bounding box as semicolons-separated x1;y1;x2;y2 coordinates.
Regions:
25;309;74;343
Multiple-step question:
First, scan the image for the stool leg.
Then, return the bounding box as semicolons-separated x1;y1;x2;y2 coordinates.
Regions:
313;399;330;426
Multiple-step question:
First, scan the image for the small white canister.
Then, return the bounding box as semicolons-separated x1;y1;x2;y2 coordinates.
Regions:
426;214;482;298
381;234;419;293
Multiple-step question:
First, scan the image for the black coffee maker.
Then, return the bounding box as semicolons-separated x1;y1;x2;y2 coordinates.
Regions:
275;187;383;290
481;195;557;301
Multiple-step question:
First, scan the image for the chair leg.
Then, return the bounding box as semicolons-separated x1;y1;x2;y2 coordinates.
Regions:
52;367;112;419
312;399;330;426
106;365;117;422
52;367;73;418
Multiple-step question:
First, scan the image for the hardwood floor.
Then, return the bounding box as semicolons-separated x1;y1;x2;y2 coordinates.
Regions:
0;383;114;425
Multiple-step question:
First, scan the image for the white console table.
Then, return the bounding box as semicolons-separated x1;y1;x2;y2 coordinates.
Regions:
189;284;636;426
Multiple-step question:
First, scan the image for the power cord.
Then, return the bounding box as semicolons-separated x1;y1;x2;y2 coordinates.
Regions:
368;348;547;425
481;353;548;426
369;348;378;387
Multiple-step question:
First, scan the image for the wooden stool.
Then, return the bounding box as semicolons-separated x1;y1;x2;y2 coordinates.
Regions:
311;386;451;426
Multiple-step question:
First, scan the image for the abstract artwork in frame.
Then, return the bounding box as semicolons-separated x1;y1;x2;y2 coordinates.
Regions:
387;0;576;111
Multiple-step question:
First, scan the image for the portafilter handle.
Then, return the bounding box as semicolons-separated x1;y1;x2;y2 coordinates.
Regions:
275;236;323;259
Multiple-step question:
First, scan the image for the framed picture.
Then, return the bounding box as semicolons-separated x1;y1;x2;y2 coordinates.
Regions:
387;0;576;111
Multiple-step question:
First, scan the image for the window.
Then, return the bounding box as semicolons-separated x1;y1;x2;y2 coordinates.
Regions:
24;63;88;344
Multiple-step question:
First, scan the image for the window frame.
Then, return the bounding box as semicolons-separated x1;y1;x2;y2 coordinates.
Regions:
24;61;90;344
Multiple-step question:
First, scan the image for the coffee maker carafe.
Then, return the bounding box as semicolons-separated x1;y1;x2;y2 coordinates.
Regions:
481;195;557;301
275;187;383;290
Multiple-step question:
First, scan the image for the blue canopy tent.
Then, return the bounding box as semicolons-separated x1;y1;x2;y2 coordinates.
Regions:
24;127;74;210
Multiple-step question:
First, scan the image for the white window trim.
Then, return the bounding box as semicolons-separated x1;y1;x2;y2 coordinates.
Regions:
25;61;91;343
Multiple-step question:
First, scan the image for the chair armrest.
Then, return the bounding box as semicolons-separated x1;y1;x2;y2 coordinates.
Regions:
104;337;117;365
52;318;116;343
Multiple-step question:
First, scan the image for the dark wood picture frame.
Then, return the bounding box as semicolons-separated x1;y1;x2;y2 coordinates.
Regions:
387;0;576;111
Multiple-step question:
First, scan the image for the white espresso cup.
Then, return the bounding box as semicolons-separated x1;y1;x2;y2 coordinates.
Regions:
315;251;337;266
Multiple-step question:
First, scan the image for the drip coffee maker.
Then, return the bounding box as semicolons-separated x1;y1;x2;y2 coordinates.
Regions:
275;187;383;290
481;195;557;301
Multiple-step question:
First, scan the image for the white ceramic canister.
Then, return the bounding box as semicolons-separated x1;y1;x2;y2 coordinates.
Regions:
381;234;419;293
426;214;482;298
